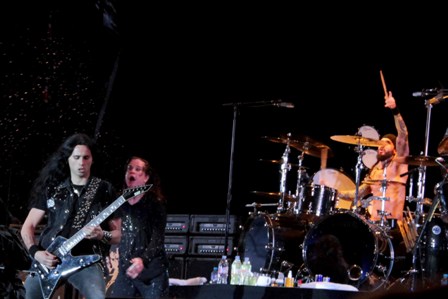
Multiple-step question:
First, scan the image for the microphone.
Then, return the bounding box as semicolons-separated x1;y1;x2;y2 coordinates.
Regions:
222;99;294;108
412;88;439;97
274;102;295;109
413;88;448;105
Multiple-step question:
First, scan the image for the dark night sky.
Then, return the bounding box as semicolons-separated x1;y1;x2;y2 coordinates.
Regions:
1;2;448;224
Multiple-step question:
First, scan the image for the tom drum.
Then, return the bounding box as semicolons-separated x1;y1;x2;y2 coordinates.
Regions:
312;168;356;211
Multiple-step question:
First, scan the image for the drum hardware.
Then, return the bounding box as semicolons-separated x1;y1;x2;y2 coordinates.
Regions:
293;151;308;215
261;134;333;158
245;202;279;215
261;133;332;213
437;127;448;155
377;165;392;227
392;182;444;291
277;133;292;213
302;212;394;291
331;132;382;212
258;158;306;169
353;144;368;211
312;168;356;211
280;260;294;272
387;90;445;291
238;212;308;274
397;208;418;253
397;155;438;228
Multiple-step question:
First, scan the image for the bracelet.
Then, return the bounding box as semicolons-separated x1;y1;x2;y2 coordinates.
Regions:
101;231;112;244
391;107;400;115
28;245;40;258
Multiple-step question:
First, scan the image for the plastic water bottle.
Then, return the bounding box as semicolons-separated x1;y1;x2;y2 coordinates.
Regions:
217;255;229;284
230;255;242;285
210;266;219;284
241;257;252;285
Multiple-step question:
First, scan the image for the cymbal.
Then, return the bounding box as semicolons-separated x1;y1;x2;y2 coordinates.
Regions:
395;155;438;167
258;159;308;169
262;134;333;158
330;135;382;147
363;179;406;186
251;191;298;202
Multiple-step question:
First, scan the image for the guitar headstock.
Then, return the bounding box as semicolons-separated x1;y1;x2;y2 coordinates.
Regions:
123;184;153;200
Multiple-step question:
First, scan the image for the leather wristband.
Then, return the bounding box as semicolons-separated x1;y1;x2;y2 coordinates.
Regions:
28;244;40;258
391;107;400;115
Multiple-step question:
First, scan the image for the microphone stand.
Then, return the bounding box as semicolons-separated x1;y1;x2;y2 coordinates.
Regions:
222;103;238;256
221;99;288;256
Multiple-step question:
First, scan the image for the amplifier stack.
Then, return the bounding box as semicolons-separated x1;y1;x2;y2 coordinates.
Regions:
165;214;239;279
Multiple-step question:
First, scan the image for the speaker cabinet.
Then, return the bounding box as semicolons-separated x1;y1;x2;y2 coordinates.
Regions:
167;256;185;279
185;257;221;279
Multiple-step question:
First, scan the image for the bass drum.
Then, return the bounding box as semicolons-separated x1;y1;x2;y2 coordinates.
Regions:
312;168;355;211
238;213;309;274
302;212;393;291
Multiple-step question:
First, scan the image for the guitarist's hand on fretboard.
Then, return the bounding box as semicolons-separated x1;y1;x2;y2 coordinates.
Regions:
83;225;103;240
35;250;60;269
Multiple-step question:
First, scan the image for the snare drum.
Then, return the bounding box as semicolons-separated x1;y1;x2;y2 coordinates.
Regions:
312;168;356;211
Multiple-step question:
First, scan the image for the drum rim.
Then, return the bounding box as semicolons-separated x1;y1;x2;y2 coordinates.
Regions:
301;212;393;289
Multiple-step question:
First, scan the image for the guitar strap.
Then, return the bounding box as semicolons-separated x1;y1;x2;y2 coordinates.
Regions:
71;177;102;231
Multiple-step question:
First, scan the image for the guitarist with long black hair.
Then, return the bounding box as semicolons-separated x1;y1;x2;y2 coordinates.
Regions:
20;133;121;299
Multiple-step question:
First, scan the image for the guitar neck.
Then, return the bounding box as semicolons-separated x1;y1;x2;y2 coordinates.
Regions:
59;195;126;255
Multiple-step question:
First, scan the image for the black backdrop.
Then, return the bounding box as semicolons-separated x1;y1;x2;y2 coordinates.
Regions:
1;2;448;224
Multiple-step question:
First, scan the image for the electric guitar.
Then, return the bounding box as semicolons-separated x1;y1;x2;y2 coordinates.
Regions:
28;184;152;299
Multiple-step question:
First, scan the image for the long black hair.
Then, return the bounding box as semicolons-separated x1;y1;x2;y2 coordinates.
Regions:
28;133;97;207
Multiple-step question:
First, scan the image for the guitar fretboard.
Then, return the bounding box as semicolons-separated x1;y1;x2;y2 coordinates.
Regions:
57;195;126;256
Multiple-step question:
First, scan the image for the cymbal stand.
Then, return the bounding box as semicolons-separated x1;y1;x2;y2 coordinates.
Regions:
278;135;291;213
376;166;391;228
352;143;366;212
411;98;437;228
412;164;427;228
294;151;306;214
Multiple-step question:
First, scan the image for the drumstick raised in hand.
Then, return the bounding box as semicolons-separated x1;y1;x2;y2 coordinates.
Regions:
380;70;388;96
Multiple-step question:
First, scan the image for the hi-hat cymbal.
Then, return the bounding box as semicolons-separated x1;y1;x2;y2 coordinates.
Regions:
363;179;406;186
395;155;438;167
251;191;298;202
262;134;333;158
330;135;382;147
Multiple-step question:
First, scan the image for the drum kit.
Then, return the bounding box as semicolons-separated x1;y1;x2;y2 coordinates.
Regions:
239;126;448;292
